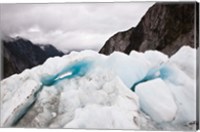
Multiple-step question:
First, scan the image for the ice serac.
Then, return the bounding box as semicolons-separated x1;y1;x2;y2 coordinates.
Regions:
1;46;196;130
135;46;196;129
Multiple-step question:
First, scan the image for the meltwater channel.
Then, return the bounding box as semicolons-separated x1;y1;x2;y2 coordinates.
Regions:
41;60;93;86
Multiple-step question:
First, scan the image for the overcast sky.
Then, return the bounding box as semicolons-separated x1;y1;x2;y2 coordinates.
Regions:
0;2;154;52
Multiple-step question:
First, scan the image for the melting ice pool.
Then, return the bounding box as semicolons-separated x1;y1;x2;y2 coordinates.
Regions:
41;60;93;86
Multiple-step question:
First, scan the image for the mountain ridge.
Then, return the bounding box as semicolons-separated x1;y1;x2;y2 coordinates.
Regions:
2;37;64;79
99;2;197;56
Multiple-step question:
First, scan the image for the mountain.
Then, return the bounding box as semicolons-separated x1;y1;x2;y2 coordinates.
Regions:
2;37;64;79
99;2;198;56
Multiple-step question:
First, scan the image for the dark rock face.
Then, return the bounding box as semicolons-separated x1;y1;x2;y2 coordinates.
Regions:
99;2;197;56
2;37;64;79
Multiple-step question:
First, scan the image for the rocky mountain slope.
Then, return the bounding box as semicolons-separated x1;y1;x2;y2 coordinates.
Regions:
99;2;197;56
2;37;64;79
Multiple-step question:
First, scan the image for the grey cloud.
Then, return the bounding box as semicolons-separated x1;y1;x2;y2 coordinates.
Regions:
0;2;154;52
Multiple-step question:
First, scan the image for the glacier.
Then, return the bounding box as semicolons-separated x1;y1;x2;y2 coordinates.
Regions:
0;46;196;130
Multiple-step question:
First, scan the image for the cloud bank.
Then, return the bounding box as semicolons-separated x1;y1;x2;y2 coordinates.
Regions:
0;2;154;52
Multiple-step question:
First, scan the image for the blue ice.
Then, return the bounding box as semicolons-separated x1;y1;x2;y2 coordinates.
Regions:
41;60;93;86
131;64;172;91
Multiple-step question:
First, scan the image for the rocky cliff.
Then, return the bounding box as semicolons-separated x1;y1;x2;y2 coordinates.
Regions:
2;37;64;79
99;2;198;56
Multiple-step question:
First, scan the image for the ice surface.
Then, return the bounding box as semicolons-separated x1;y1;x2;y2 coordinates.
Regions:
0;46;196;130
135;78;177;123
160;64;196;123
169;46;196;79
1;50;140;128
15;69;139;129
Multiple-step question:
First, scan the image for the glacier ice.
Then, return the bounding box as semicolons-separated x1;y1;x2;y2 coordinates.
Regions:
0;46;196;130
14;69;140;129
135;78;178;123
41;59;93;86
135;46;196;129
169;46;196;79
1;75;42;127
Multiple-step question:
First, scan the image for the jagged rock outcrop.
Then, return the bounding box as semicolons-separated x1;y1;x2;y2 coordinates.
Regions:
2;37;64;79
99;2;197;56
